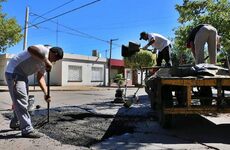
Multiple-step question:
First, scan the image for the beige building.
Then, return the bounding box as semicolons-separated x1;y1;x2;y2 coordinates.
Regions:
0;53;108;86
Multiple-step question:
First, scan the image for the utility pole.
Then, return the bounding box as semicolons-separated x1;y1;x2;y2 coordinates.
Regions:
23;6;29;50
23;7;35;89
108;38;118;86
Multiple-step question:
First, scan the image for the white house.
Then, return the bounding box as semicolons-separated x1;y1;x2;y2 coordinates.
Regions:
0;53;108;86
0;54;12;85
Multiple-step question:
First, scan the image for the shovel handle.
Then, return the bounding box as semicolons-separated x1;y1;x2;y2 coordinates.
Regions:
47;102;50;122
47;71;50;97
47;71;50;122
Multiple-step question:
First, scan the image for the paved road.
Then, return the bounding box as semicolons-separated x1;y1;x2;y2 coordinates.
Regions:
1;87;230;150
0;87;144;110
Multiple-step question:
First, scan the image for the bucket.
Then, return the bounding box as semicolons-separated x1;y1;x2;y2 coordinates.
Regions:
121;41;140;57
128;41;140;52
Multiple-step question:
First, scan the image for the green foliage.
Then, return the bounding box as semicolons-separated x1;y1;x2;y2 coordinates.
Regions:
0;1;23;52
174;0;230;63
124;50;156;69
171;45;194;66
113;73;124;88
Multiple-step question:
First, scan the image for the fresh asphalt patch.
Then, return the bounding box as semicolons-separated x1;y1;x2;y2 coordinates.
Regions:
34;108;155;147
34;106;115;147
3;95;230;148
3;95;157;147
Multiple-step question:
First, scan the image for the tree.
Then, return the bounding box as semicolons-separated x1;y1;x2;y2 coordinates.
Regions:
124;50;156;85
124;49;156;69
171;44;193;66
0;0;23;52
174;0;230;64
113;73;125;89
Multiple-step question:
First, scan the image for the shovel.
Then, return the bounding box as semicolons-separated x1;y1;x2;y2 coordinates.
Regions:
47;71;50;123
33;71;50;128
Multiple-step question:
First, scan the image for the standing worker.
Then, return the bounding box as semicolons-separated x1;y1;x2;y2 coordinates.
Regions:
5;44;64;138
139;31;172;67
186;24;221;64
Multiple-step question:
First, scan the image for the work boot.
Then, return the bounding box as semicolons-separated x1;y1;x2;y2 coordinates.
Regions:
22;131;43;138
9;120;20;130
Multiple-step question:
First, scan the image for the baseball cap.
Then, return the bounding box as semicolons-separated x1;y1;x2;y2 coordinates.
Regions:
50;47;64;59
139;31;147;40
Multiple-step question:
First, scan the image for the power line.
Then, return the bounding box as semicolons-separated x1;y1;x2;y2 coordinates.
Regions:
30;0;75;23
27;0;101;29
31;25;121;56
38;26;98;39
25;0;122;51
30;12;109;43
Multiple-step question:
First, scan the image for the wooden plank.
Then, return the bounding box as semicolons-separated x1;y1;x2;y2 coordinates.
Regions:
160;78;230;86
156;76;230;116
222;79;230;86
161;79;216;86
164;107;230;114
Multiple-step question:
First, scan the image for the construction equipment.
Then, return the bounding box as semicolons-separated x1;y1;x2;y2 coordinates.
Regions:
144;65;230;128
33;71;51;128
123;77;141;108
123;87;140;108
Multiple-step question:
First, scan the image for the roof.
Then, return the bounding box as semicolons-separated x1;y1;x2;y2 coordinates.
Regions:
60;53;107;63
110;59;124;67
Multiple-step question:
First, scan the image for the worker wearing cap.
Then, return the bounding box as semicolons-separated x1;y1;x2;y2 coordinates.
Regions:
186;24;221;64
5;44;64;138
140;32;172;67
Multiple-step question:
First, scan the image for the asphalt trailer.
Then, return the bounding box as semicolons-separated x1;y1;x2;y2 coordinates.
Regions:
144;65;230;128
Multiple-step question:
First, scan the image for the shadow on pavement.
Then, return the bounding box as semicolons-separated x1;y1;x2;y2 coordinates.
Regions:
94;95;230;149
0;129;21;139
169;114;230;144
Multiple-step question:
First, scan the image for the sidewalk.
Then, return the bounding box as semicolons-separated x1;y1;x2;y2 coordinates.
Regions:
0;85;112;92
0;85;138;92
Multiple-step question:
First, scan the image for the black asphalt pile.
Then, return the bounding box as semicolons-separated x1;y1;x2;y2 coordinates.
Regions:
3;95;155;147
32;101;154;147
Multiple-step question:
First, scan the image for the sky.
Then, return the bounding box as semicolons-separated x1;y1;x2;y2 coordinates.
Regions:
1;0;183;59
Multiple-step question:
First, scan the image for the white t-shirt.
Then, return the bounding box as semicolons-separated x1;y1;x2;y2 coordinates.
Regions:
148;33;171;51
5;44;49;76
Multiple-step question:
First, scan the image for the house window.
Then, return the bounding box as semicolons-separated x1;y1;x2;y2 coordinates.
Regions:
68;65;82;82
91;67;103;82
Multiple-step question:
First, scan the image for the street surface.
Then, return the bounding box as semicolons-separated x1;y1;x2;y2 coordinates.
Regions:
0;87;230;150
